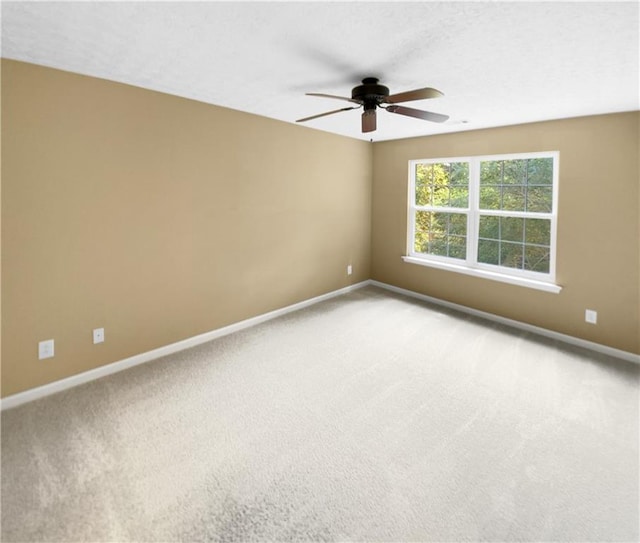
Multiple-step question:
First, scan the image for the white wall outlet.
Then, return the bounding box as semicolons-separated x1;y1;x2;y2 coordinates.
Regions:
347;265;353;276
585;309;597;324
93;328;105;344
38;339;55;360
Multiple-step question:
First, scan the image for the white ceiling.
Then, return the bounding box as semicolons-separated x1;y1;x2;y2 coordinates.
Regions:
2;1;638;142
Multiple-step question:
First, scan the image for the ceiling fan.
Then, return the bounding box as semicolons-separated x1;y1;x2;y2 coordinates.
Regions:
296;77;449;133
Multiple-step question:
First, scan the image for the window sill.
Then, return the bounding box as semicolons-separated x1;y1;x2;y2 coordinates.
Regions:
401;256;562;293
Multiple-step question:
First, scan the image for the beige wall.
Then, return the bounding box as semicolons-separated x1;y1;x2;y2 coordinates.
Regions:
1;60;372;397
372;113;640;354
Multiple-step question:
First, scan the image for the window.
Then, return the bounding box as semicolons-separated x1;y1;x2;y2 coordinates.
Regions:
404;152;560;292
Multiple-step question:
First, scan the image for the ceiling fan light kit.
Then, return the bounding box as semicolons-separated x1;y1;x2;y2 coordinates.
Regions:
296;77;449;133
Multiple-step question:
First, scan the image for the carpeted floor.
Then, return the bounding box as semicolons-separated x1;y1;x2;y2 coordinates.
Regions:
2;286;639;542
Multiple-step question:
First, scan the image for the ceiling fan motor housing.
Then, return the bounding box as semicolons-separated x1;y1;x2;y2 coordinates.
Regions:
352;77;389;109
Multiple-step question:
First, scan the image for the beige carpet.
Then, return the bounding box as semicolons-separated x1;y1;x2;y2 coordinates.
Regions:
2;286;639;542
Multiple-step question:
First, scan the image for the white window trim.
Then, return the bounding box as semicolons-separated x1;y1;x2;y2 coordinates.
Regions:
404;151;561;293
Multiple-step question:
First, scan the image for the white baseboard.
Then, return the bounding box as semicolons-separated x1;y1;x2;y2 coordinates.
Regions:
370;280;640;365
1;281;370;411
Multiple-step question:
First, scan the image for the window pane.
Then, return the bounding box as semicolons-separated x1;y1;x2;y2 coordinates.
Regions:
449;236;467;259
415;210;431;233
449;186;468;208
415;164;438;206
416;163;429;184
429;163;450;186
431;212;448;234
449;213;467;236
479;187;500;209
478;239;499;265
430;235;448;257
500;241;524;269
478;215;499;240
450;163;469;185
432;186;449;207
414;211;430;253
524;246;550;273
501;217;524;242
414;231;428;253
503;160;526;184
527;158;553;185
525;218;551;245
480;161;501;185
415;179;431;206
502;186;526;211
526;187;553;212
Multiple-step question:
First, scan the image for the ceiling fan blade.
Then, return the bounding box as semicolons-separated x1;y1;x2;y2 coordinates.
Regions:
384;87;444;104
362;110;376;133
296;106;359;123
306;92;361;104
386;105;449;123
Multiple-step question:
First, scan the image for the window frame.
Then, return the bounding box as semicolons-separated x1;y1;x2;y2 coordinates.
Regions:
404;151;561;293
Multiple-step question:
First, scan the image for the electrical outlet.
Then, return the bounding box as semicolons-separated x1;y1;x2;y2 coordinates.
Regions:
93;328;105;344
347;265;353;276
585;309;597;324
38;339;54;360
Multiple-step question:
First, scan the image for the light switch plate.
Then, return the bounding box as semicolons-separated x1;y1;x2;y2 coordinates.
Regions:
585;309;597;324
